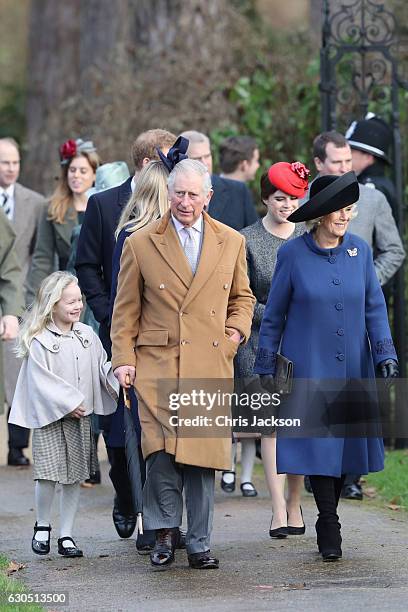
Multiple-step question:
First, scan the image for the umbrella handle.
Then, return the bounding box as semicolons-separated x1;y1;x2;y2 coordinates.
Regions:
124;373;131;410
136;513;144;535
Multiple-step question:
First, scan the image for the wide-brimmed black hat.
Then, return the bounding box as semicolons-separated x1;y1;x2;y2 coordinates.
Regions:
345;114;392;164
287;171;359;223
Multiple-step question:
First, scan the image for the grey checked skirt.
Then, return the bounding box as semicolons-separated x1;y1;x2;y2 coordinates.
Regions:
32;415;98;484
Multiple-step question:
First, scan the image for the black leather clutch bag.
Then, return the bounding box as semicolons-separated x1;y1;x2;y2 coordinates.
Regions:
275;353;294;395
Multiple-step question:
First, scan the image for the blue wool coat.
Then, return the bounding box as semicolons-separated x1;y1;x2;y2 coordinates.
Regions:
254;231;397;477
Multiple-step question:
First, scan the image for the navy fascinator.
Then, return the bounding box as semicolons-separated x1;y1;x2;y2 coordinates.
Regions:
157;136;189;172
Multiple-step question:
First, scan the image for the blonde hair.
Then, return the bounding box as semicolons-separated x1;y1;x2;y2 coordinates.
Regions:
16;272;79;357
48;151;101;224
115;161;169;238
306;204;358;231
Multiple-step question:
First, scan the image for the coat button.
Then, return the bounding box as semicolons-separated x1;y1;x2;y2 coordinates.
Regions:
328;256;336;264
335;302;343;311
53;344;59;350
333;278;341;285
337;328;344;336
336;353;345;361
210;309;215;316
180;311;184;317
181;340;186;345
213;340;219;347
159;284;165;289
223;284;228;290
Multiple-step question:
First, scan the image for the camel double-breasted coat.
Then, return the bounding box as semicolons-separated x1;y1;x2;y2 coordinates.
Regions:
111;211;255;470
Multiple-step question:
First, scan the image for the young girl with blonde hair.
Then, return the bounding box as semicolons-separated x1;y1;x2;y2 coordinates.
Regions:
9;271;118;558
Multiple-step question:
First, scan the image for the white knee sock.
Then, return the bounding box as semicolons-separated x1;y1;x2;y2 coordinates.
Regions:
35;480;56;541
240;439;256;485
59;483;80;547
222;443;237;483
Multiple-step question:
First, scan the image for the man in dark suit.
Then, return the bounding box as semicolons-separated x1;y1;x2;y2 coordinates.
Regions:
75;129;176;545
180;131;258;230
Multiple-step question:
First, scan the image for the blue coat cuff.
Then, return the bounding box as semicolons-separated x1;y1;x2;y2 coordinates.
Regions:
253;349;277;375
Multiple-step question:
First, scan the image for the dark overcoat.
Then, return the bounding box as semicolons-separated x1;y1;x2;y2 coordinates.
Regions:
254;231;397;477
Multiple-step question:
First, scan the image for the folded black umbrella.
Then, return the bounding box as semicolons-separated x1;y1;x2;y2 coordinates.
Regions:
123;380;143;535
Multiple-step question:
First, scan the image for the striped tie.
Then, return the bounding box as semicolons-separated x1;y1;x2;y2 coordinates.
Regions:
1;192;11;218
183;227;198;274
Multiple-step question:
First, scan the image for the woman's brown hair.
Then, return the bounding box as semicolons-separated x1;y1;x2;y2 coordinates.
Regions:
48;151;101;224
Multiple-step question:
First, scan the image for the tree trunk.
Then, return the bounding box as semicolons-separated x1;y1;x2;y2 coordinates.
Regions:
24;0;256;193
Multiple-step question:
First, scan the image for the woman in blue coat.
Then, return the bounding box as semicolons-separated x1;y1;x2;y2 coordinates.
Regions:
254;172;398;561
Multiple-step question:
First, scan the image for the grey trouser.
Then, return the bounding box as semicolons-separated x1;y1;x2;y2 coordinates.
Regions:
143;451;215;555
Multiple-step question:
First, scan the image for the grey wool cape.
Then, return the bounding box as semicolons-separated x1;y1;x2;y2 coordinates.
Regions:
9;322;119;429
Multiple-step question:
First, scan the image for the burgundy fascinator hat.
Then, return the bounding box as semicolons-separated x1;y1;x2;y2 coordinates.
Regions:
267;161;310;198
59;138;97;166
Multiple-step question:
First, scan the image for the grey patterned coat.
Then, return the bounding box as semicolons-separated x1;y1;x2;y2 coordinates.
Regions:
235;219;305;378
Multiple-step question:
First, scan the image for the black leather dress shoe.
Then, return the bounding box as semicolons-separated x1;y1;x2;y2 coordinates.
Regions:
8;449;30;467
57;537;83;558
32;523;51;555
150;528;177;569
112;506;136;538
341;483;363;500
188;551;219;569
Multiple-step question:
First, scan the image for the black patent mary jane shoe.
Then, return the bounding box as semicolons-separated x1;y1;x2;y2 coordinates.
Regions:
188;551;219;569
221;471;236;493
240;482;258;497
32;523;51;555
57;537;83;558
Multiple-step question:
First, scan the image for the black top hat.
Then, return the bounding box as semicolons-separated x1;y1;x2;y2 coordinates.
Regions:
287;172;360;223
345;114;392;163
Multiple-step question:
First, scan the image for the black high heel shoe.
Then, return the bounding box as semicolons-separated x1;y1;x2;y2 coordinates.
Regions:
32;522;51;555
269;517;288;538
287;506;306;535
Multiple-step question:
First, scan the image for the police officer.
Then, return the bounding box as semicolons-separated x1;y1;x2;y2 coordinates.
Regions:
346;113;397;220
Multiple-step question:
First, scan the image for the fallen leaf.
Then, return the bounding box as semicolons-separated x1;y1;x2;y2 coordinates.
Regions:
387;503;401;511
363;487;377;498
6;561;26;576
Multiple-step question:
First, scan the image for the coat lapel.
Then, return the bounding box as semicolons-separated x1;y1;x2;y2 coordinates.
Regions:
13;184;32;238
182;212;226;309
149;211;193;289
54;214;77;249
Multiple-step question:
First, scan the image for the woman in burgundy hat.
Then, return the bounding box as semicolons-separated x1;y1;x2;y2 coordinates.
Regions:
232;161;309;536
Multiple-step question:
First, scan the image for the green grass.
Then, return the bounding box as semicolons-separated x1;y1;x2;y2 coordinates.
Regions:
0;555;43;612
364;450;408;510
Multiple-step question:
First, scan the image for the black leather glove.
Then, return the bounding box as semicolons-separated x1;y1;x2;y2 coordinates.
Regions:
376;359;399;387
260;374;276;394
